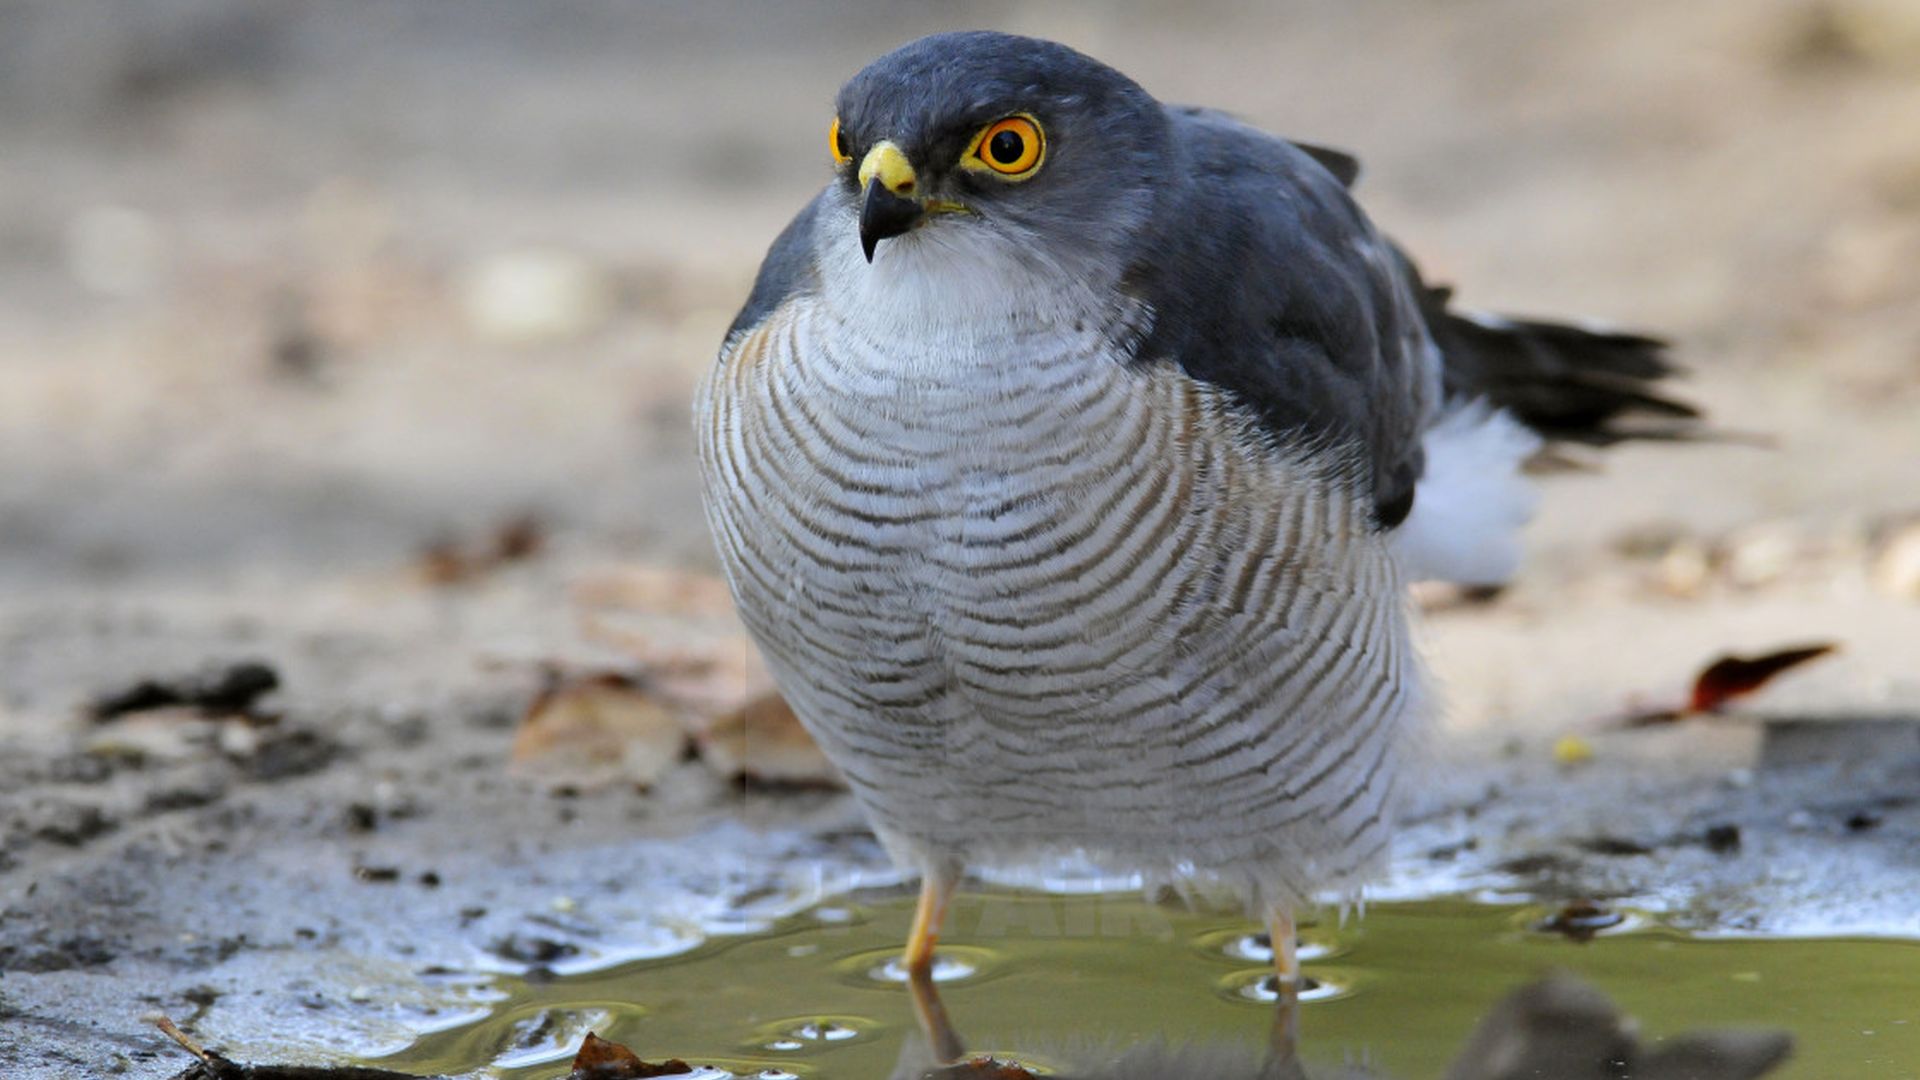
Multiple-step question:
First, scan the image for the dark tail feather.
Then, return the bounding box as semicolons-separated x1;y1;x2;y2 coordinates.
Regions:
1415;280;1704;446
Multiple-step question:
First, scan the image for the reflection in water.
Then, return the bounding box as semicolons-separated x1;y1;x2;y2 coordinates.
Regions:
896;971;1791;1080
381;894;1894;1079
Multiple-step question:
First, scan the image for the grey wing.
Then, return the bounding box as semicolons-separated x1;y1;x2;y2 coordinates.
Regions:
722;188;829;350
1126;106;1437;526
1168;106;1362;189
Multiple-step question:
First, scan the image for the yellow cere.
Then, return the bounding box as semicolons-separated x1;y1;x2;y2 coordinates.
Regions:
965;114;1045;179
858;140;917;195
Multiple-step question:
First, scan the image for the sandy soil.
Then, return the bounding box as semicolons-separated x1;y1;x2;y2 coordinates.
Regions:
2;1;1918;1076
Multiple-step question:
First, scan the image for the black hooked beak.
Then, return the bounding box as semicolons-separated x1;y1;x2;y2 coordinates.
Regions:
859;177;923;262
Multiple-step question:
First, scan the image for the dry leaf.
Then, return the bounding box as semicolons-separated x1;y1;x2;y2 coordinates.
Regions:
1615;642;1840;728
572;566;737;619
567;1032;692;1078
512;672;689;789
416;512;547;585
1688;643;1839;713
695;691;842;790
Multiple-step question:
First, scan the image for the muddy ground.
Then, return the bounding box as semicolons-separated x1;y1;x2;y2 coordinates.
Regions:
2;1;1919;1076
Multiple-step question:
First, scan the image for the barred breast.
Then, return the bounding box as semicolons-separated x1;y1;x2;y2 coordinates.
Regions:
695;295;1423;909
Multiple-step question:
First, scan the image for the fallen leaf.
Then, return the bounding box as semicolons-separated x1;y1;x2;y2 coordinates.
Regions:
1613;641;1842;728
567;1032;692;1079
572;567;770;711
695;691;841;790
512;672;690;790
572;566;738;620
1689;643;1839;713
416;512;548;585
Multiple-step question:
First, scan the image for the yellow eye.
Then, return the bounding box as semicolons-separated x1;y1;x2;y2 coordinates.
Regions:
829;117;851;165
968;115;1045;178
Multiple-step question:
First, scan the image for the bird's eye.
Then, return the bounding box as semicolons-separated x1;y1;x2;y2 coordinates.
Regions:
967;115;1045;179
829;117;851;165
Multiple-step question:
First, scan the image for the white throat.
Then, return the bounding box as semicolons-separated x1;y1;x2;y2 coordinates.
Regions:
816;209;1119;351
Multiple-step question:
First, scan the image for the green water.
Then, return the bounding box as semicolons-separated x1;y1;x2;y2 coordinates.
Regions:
384;890;1920;1078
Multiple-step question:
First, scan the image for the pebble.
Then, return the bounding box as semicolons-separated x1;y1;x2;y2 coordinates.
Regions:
1724;525;1797;589
1657;538;1713;597
1552;735;1595;767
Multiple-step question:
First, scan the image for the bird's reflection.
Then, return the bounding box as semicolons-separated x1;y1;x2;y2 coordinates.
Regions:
894;971;1792;1080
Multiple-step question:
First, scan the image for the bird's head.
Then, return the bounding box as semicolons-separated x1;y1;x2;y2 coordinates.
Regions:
822;32;1172;306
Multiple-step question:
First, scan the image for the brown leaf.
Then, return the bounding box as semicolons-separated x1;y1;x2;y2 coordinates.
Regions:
1689;643;1839;713
568;1032;693;1078
695;690;843;790
571;566;738;620
416;512;547;585
512;672;690;789
492;513;547;562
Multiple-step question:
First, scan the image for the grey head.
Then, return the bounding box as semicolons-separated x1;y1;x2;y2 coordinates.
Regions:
828;31;1173;280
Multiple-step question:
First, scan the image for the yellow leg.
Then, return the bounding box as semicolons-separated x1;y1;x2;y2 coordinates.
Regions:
1265;908;1301;1066
904;867;959;978
1267;908;1300;992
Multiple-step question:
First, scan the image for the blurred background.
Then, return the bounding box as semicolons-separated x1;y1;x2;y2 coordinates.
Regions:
2;1;1919;1072
3;0;1917;599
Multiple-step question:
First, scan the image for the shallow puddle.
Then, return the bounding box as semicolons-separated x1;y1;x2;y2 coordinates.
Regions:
380;890;1920;1078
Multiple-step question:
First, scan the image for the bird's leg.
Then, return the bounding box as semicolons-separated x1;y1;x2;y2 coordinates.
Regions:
903;864;960;978
1263;907;1301;1066
1266;907;1300;991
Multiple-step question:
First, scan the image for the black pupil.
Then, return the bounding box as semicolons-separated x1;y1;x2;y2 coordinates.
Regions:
988;129;1025;166
835;128;850;159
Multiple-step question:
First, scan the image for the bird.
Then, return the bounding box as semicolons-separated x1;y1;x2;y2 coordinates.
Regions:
694;30;1694;999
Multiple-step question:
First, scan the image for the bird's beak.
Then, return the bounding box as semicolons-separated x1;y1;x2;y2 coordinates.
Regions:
860;179;922;262
858;141;923;262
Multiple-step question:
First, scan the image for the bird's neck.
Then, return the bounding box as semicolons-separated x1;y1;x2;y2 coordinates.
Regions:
818;225;1130;356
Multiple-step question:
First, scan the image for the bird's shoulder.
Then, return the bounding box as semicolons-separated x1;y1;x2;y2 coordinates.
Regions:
723;188;829;349
1125;106;1434;526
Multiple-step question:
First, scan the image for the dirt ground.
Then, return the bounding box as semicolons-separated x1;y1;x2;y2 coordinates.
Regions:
2;1;1919;1076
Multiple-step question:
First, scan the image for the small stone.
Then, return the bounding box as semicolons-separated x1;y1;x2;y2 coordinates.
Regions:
1657;537;1713;597
215;721;263;758
1845;810;1884;832
1724;525;1798;589
347;985;373;1003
